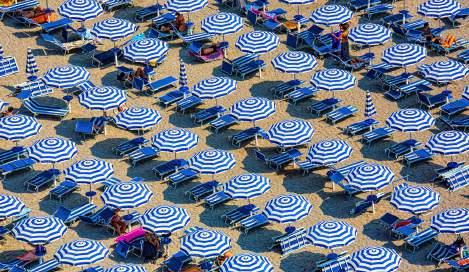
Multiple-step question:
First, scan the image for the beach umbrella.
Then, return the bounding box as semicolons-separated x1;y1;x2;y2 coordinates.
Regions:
271;51;317;78
0;99;8;111
219;254;274;272
122;38;168;64
431;208;469;234
0;195;26;220
180;229;231;259
310;69;356;95
105;265;146;272
420;60;468;84
230;97;276;125
28;137;78;167
463;86;469;100
78;86;127;111
166;0;208;21
426;131;469;156
345;163;394;192
349;24;391;51
12;217;67;245
306;221;357;251
386;109;435;137
279;0;314;15
306;140;353;165
224;174;271;200
382;44;426;71
189;149;236;176
418;0;461;19
101;182;153;210
151;128;198;156
179;58;188;88
263;194;312;224
364;91;376;117
0;115;41;142
55;239;109;266
391;185;440;215
63;159;114;185
310;5;352;27
0;43;3;58
42;65;90;89
235;31;280;55
114;107;162;132
350;247;401;272
139;205;190;235
58;0;103;25
201;13;243;39
265;119;314;148
26;48;39;80
192;77;236;102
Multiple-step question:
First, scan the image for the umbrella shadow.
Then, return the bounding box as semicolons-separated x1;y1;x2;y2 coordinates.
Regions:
54;118;80;141
249;80;282;99
285;101;317;119
399;161;442;184
280;251;324;272
38;192;88;215
168;112;200;129
162;182;199;205
240;147;275;174
90;137;129;159
126;162;158;182
317;190;358;219
361;219;394;242
198;203;238;228
1;170;41;194
74;220;116;240
205;130;240;150
236;228;283;253
359;141;393;162
282;172;326;195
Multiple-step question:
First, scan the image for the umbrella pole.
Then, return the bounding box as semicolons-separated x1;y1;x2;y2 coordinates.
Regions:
113;41;119;67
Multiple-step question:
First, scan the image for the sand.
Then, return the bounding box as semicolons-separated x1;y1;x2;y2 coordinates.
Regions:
0;0;468;271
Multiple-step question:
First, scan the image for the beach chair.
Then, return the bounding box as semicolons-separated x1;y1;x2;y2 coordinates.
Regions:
83;267;104;272
127;147;159;167
176;96;203;113
162;251;192;272
0;158;35;179
350;192;388;215
40;34;89;55
440;99;469;117
238;60;266;79
0;146;27;163
285;86;318;104
75;117;108;139
41;18;72;33
210;114;238;133
325;105;358;125
147;76;177;94
24;168;60;192
269;149;302;170
458;49;469;64
238;214;270;233
431;38;469;55
381;72;413;90
329;53;375;71
365;4;394;20
440;115;469;131
433;162;465;179
113;137;148;157
79;206;115;226
327;161;366;186
446;259;469;271
309;98;341;116
49;180;78;201
102;0;132;11
22;98;69;119
297;160;324;175
186;180;219;201
187;41;224;62
361;127;395;145
91;48;121;68
192;105;226;125
417;91;451;109
220;54;259;76
382;10;413;26
447;7;469;27
134;3;165;21
0;252;38;271
344;119;379;136
0;0;39;20
114;237;145;258
16;79;53;99
271;79;304;98
159;89;188;107
152;159;188;180
0;57;19;79
54;203;96;225
222;204;259;225
276;228;309;256
204;191;231;209
28;258;60;272
349;0;381;11
385;139;421;159
231;126;263;147
403;149;433;166
443;168;469;191
427;242;460;265
167;168;199;187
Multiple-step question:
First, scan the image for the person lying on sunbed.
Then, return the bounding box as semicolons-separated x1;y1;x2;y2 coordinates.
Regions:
200;42;222;56
20;7;58;23
432;34;457;48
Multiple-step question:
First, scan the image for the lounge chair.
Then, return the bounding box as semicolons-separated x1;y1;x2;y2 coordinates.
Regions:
152;159;188;180
162;251;192;272
361;127;395;145
22;98;69;119
315;252;350;272
431;38;469;55
192;105;226;125
167;168;199;187
54;203;96;224
222;204;259;225
238;60;267;79
349;0;381;11
220;53;259;76
210;114;238;133
350;192;388;215
329;53;375;71
231;126;263;147
285;25;324;49
159;89;188;107
325;105;358;125
327;161;366;185
176;96;203;113
365;4;394;20
440;115;469;131
49;180;78;201
146;76;177;94
427;242;459;265
447;7;469;27
297;160;325;175
256;149;302;170
186;180;220;201
0;57;19;79
91;48;122;68
113;137;148;157
204;191;231;209
135;3;166;21
273;228;309;256
442;166;469;191
187;41;224;62
0;252;38;271
270;79;304;98
0;158;35;179
126;147;159;167
440;99;469;117
24;168;61;192
40;33;89;54
382;10;413;26
79;206;115;226
458;49;469;64
114;237;144;258
28;258;60;272
0;0;39;20
403;149;433;166
238;214;270;233
16;79;53;99
379;212;401;231
309;98;341;116
75;117;108;139
285;86;318;104
365;62;398;81
102;0;132;11
417;91;451;109
41;18;72;32
0;146;27;163
344;118;379;136
434;162;465;179
381;72;413;90
446;259;469;271
385;139;421;159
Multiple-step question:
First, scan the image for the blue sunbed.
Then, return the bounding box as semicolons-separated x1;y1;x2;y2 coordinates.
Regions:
239;214;270;233
417;91;451;109
23;98;69;119
0;57;19;78
385;139;421;159
238;60;266;79
127;147;159;166
309;98;341;116
231;126;263;147
210;114;238;133
41;18;72;33
162;251;192;272
54;203;97;224
0;146;27;163
204;191;231;209
113;137;148;157
159;89;188;107
361;127;395;145
134;3;166;21
0;158;35;179
147;76;177;94
220;54;259;75
192;105;226;125
403;149;433;166
222;204;259;225
440;99;469;117
405;227;438;251
271;79;304;98
285;86;318;104
365;4;394;20
326;105;358;124
176;95;203;113
186;180;220;201
28;258;60;272
49;180;78;201
152;159;188;180
344;118;379;136
167;168;199;187
24;168;61;192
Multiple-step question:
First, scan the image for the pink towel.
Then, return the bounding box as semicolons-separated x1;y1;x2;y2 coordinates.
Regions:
115;227;145;243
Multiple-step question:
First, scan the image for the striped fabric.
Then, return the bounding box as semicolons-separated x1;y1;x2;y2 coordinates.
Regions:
139;205;190;235
310;5;352;26
382;44;426;67
180;229;231;259
263;194;312;224
230;97;276;123
0;195;26;220
224;174;271;199
63;159;114;184
349;24;391;46
0;115;41;141
25;48;38;77
364;91;376;117
179;59;187;87
28;137;78;164
91;18;137;41
201;13;243;36
219;254;274;272
58;0;103;22
236;31;280;55
101;182;153;209
386;109;435;132
271;51;317;74
391;185;440;214
426;131;469;156
114;107;162;131
310;69;356;92
307;140;353;165
78;86;127;111
0;43;3;58
420;60;468;83
55;239;109;266
12;217;67;245
151;128;198;153
418;0;461;18
0;99;8;111
42;65;90;89
122;38;168;63
266;119;314;148
350;247;401;272
189;149;236;175
166;0;207;13
192;77;237;99
346;163;394;191
105;265;146;272
431;208;469;234
463;85;468;100
306;221;357;249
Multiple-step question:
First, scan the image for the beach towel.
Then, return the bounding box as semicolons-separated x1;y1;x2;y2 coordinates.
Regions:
115;227;145;243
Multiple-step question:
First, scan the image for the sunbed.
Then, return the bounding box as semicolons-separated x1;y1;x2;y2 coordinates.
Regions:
442;167;469;191
204;191;231;209
186;180;220;201
382;10;413;26
309;98;341;116
285;86;318;104
28;258;60;272
271;79;304;98
344;118;379;136
274;228;309;256
0;0;39;20
134;3;166;21
255;149;302;170
0;158;35;179
417;91;451;109
0;146;27;163
192;105;226;125
231;126;263;147
23;98;69;119
146;76;177;94
167;168;199;187
114;237;145;259
126;147;159;166
210;114;238;133
297;160;325;175
75;117;108;139
113;137;148;157
238;214;270;233
159;89;188;107
40;33;89;55
361;126;396;145
458;49;469;64
350;192;388;215
446;259;469;271
439;115;469;131
433;162;465;180
349;0;381;11
162;251;192;272
316;252;350;272
41;18;72;32
49;180;78;201
325;105;358;124
79;206;115;226
24;168;61;192
54;203;96;224
176;95;203;113
238;59;266;79
187;41;225;63
385;139;421;158
92;48;121;68
381;72;413;90
220;54;258;76
327;161;366;184
152;159;188;180
403;149;433;166
329;53;375;71
181;32;215;44
440;99;469;117
222;204;259;225
365;4;394;20
431;38;469;55
102;0;132;11
427;242;459;265
0;57;19;78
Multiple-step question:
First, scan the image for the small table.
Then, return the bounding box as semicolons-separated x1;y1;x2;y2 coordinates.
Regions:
85;191;97;203
285;226;296;234
326;253;338;261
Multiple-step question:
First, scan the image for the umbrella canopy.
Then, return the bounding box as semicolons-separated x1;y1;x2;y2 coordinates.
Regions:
279;0;314;4
180;229;231;259
114;107;162;131
306;221;357;249
63;159;114;185
58;0;103;22
78;86;127;111
418;0;461;18
101;182;153;210
189;149;236;175
122;38;168;64
12;217;67;245
386;109;435;132
463;86;468;100
105;265;146;272
166;0;207;13
223;174;271;199
431;208;469;234
0;195;26;220
271;51;317;74
230;97;276;123
349;24;392;46
55;239;109;266
364;91;376;117
345;164;394;191
310;5;353;26
0;115;41;141
265;119;314;148
91;18;137;41
306;140;353;165
310;69;356;92
391;185;440;214
420;60;468;84
192;77;237;100
201;13;243;36
350;247;401;272
151;128;199;153
263;194;312;224
382;44;426;68
0;44;3;58
179;59;187;87
0;99;8;111
42;65;90;89
26;48;39;78
426;131;469;156
219;254;274;272
140;205;190;235
28;137;78;164
235;31;280;55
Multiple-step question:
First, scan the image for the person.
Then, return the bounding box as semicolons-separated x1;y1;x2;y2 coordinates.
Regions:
215;251;233;266
1;106;14;117
339;23;350;60
201;43;220;56
451;236;466;253
422;22;433;43
134;67;148;80
433;34;456;48
142;232;161;263
110;209;127;235
174;12;187;33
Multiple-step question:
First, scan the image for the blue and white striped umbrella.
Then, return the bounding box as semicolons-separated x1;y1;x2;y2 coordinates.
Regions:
55;239;109;266
346;164;394;192
12;217;67;245
426;131;469;156
230;97;276;123
0;195;26;220
0;99;8;111
91;18;137;41
236;31;280;55
179;59;187;88
364;91;376;117
102;182;153;210
382;44;426;68
272;51;317;74
192;77;237;100
431;208;469;234
391;185;440;214
350;247;401;272
224;174;271;199
386;109;435;132
122;38;168;64
42;65;90;89
279;0;314;4
201;13;243;36
79;87;127;111
263;194;312;224
189;149;236;175
266;119;314;148
26;48;38;77
180;229;231;259
420;60;468;83
105;265;146;272
114;107;162;131
310;69;356;92
151;128;198;153
0;115;41;141
306;221;357;249
306;140;353;165
28;137;78;164
418;0;461;18
139;205;190;235
310;5;353;26
0;44;3;58
349;24;392;46
166;0;208;13
463;86;469;100
219;254;274;272
63;159;114;185
58;0;103;22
